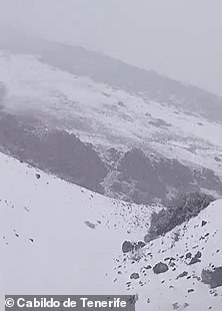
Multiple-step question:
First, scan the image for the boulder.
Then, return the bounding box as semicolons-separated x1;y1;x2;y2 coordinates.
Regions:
153;262;169;274
122;241;134;253
130;273;140;280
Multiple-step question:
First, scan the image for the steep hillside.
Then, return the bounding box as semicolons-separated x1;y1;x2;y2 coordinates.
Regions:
113;199;222;310
0;152;155;299
0;50;221;164
0;50;221;204
1;152;221;310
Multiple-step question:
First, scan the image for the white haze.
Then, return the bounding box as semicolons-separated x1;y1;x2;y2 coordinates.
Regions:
0;0;221;96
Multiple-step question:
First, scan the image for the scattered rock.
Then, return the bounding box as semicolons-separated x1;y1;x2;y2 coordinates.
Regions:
189;251;202;265
144;265;152;270
185;252;192;259
137;241;146;249
122;240;146;253
176;271;188;279
202;220;207;227
196;251;202;258
130;273;140;280
188;289;195;293
214;156;221;162
84;221;96;229
172;302;179;309
153;262;169;274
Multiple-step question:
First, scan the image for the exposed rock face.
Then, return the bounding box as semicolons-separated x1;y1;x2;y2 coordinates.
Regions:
114;199;222;309
0;112;221;205
153;262;169;274
111;148;222;205
145;192;214;241
202;267;222;289
0;113;107;192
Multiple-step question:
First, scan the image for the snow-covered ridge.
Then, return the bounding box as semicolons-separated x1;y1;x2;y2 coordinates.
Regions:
0;51;222;179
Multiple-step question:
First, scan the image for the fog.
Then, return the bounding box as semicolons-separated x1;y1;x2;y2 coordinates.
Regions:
0;0;221;95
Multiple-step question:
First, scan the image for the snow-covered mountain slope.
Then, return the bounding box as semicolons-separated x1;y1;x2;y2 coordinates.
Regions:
1;152;222;310
114;198;222;310
0;27;222;123
0;50;222;179
0;151;156;298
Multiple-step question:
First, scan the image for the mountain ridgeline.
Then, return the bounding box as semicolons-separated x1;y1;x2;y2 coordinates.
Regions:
0;26;222;123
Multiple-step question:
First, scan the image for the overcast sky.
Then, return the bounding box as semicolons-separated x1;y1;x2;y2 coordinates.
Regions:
0;0;221;95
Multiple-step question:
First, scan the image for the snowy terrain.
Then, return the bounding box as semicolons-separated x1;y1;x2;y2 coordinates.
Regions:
0;151;155;295
0;51;222;179
114;199;222;310
0;30;222;310
1;151;222;310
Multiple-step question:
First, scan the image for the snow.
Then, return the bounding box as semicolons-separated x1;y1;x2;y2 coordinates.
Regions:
0;50;222;178
0;151;154;303
114;199;222;311
0;151;222;310
0;49;222;309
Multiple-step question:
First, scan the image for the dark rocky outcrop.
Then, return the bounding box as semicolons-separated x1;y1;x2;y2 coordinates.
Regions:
0;111;221;207
202;267;222;289
145;192;214;241
0;113;107;192
109;148;221;205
